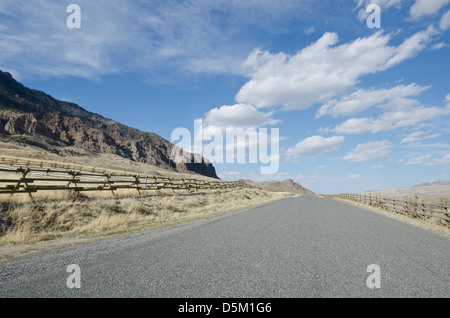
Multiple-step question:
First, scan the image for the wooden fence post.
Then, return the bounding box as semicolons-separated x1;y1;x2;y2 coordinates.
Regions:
404;199;409;217
105;174;116;197
67;171;80;194
10;167;33;200
133;175;141;196
444;201;449;229
420;199;426;221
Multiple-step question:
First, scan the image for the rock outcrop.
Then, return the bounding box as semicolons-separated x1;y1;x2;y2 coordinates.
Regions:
0;70;219;179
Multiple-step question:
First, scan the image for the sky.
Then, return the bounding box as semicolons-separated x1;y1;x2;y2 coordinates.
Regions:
1;0;450;194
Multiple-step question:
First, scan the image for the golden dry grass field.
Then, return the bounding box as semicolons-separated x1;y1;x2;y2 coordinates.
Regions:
1;188;294;244
0;188;295;262
0;142;297;262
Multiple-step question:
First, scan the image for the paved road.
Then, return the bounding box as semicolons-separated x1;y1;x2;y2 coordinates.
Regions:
0;196;449;298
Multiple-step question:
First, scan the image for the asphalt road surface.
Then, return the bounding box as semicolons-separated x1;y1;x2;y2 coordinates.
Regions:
0;196;449;298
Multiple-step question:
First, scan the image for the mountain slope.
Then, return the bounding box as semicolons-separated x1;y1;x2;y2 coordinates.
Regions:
0;70;218;179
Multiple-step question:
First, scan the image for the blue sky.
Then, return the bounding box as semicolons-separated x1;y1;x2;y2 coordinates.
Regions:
1;0;450;194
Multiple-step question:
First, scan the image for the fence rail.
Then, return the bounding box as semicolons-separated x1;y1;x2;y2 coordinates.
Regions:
0;162;247;200
0;156;109;173
329;193;450;229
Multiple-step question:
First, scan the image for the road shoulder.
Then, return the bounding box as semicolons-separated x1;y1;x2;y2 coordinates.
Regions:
329;197;450;239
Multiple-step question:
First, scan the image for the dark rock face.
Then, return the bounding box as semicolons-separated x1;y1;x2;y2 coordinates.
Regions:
0;70;219;179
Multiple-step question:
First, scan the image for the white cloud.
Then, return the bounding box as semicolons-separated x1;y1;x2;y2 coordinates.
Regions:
284;136;345;160
401;131;442;144
343;141;392;162
316;83;430;118
0;0;133;79
325;118;372;135
304;26;315;35
441;10;450;30
0;0;312;79
354;0;404;9
385;26;438;69
198;105;281;170
348;174;361;179
355;0;404;21
204;104;280;129
329;103;450;135
431;42;449;50
218;171;240;180
428;154;450;165
0;0;443;84
405;155;432;165
236;29;436;111
410;0;450;19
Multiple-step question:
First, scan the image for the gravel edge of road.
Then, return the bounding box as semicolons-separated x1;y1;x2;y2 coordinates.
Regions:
329;197;450;239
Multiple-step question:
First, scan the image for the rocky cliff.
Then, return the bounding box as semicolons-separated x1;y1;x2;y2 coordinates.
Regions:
0;70;219;179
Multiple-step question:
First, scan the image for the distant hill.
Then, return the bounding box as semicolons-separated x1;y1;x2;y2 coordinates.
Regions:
412;181;450;188
0;70;218;179
244;179;315;195
368;180;450;204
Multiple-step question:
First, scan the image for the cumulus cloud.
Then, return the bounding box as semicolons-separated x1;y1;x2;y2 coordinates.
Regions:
342;140;392;162
316;83;430;118
236;29;436;111
204;104;280;129
284;135;345;161
327;102;450;135
410;0;450;19
198;104;281;171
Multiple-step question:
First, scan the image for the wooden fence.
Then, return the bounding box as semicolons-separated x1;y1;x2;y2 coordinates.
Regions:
0;156;110;174
0;161;247;200
331;193;450;229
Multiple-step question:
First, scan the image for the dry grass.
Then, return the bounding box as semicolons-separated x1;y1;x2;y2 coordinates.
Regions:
370;192;450;206
370;185;450;204
0;188;295;246
0;147;296;261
